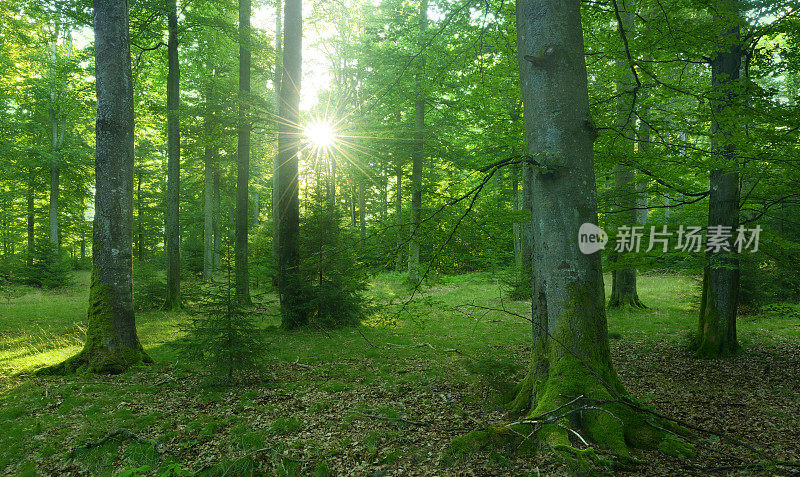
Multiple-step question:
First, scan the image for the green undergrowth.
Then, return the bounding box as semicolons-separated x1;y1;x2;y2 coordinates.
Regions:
0;270;798;474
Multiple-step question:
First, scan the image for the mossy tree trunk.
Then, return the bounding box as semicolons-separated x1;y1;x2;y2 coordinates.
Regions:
504;0;672;458
42;0;150;374
696;0;742;358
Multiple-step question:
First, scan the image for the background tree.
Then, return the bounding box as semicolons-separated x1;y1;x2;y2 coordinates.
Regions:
277;0;305;328
164;0;181;310
235;0;252;304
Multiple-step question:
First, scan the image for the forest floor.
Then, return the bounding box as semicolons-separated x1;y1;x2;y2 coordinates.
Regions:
1;270;799;476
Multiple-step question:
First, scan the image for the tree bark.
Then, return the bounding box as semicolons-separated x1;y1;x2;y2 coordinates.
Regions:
697;0;742;358
164;0;181;310
43;0;150;374
608;0;644;308
277;0;306;328
272;0;283;269
407;0;427;283
501;0;673;457
235;0;251;303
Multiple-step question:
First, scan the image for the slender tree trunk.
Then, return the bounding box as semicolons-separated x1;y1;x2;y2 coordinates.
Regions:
213;168;221;270
636;81;650;226
502;0;670;456
394;164;403;271
203;83;215;281
407;0;427;282
608;0;644;308
235;0;251;304
350;181;356;227
48;22;66;252
164;0;181;310
272;0;283;268
43;0;150;374
277;0;305;328
697;0;742;358
136;171;143;261
26;172;34;266
359;180;366;248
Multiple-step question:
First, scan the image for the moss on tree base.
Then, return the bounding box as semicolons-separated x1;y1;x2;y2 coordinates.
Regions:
445;355;693;470
36;345;152;375
608;293;647;309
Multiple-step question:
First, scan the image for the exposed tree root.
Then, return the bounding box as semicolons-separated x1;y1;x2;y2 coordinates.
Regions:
72;428;164;458
607;293;647;309
444;355;692;471
35;345;152;375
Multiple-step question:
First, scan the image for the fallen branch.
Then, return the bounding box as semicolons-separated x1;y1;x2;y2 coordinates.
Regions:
74;428;164;457
440;394;485;427
386;342;461;353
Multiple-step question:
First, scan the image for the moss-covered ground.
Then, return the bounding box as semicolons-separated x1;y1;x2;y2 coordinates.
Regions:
1;270;799;475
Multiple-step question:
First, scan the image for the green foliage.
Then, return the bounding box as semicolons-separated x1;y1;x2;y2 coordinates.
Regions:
176;257;267;385
132;262;165;311
18;243;71;289
739;253;800;310
299;190;374;329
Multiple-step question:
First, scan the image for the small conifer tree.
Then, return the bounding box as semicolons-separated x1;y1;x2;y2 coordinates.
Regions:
178;252;266;384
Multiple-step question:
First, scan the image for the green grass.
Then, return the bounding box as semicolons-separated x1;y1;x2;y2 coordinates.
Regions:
0;269;798;475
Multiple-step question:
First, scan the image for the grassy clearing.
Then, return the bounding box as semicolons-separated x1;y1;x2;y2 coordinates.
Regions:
1;270;799;475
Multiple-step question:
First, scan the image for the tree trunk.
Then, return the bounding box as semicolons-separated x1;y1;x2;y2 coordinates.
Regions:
136;170;143;261
608;0;644;309
203;83;215;281
407;0;427;283
350;181;356;227
42;0;150;374
359;180;366;248
164;0;181;310
697;1;742;358
394;164;403;271
48;22;60;252
272;0;283;268
277;0;306;328
501;0;674;457
26;172;34;266
235;0;251;304
213;168;221;270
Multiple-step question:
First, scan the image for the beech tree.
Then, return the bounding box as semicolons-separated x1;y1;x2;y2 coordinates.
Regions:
277;0;306;328
498;0;679;457
164;0;181;310
43;0;150;374
407;0;427;283
235;0;251;304
608;0;645;308
696;0;743;358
